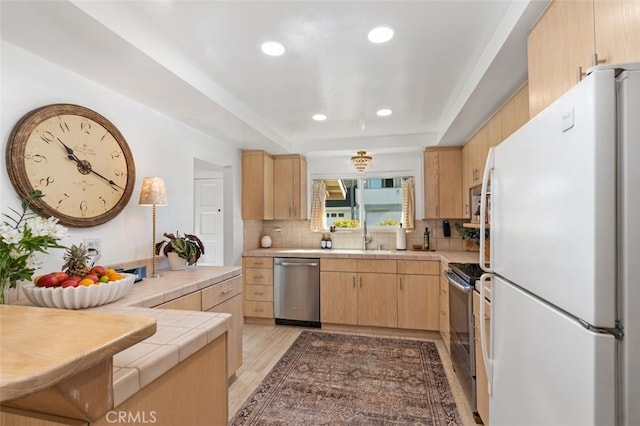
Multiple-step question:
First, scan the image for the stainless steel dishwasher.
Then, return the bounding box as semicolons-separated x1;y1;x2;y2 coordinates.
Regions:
274;257;320;327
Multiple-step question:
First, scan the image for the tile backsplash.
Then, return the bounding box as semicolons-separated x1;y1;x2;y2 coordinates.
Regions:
244;219;469;252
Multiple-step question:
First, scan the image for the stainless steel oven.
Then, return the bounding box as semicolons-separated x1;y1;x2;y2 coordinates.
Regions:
447;262;483;416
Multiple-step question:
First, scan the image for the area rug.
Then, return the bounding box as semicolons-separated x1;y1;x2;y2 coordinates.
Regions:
230;331;462;425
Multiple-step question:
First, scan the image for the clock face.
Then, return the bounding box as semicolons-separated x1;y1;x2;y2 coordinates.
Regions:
6;104;136;227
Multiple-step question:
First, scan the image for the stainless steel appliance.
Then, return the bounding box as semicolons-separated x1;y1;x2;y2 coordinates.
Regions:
446;262;483;416
274;257;320;327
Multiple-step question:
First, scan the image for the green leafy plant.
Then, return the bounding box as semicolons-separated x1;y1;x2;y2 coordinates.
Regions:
376;218;399;227
332;219;360;228
0;190;68;303
155;232;205;266
455;223;489;243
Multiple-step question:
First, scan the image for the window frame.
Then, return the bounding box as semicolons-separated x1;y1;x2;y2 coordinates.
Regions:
311;171;414;233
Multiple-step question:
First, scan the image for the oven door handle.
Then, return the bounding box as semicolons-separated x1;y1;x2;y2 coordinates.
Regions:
445;271;473;293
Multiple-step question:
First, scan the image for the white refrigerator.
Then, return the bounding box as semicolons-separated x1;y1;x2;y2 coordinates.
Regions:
478;63;639;426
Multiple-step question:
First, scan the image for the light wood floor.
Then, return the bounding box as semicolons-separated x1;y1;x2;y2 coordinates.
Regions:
228;323;477;425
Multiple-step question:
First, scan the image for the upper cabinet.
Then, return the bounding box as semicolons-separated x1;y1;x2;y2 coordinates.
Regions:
273;154;308;220
424;147;463;219
461;84;529;217
242;150;273;220
528;0;640;117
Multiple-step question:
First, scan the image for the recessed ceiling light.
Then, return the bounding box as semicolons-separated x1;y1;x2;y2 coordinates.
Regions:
312;114;327;121
368;26;395;44
376;108;393;117
261;41;285;56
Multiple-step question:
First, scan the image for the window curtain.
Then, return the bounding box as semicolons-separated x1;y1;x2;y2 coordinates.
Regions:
309;180;327;232
401;177;415;229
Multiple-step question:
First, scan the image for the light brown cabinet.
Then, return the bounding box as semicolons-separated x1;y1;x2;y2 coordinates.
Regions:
461;84;529;217
439;262;451;354
202;275;243;378
242;150;273;220
424;147;463;219
473;290;491;425
397;260;439;331
156;291;201;310
320;258;358;325
273;154;307;220
357;272;398;328
155;275;244;379
527;0;640;117
243;257;274;319
320;258;440;331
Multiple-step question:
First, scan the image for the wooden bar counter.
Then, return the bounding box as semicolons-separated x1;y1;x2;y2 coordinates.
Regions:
0;266;241;425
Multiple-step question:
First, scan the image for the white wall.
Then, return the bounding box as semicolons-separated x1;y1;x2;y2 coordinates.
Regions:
0;42;244;272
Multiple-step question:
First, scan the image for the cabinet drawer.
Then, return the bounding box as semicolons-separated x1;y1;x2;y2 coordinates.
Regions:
244;300;274;318
244;257;272;269
244;268;273;285
245;284;273;302
156;291;201;311
201;276;242;311
397;260;439;275
320;258;358;272
357;259;396;274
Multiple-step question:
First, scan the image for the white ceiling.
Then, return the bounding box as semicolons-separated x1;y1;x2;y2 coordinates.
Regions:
1;0;549;158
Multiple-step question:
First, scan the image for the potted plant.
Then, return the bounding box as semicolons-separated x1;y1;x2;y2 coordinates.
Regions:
455;223;490;253
155;232;205;270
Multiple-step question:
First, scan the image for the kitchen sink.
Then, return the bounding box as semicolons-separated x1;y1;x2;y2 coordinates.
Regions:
278;248;395;255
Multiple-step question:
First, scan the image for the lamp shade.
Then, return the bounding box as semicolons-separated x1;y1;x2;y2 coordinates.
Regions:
138;177;168;206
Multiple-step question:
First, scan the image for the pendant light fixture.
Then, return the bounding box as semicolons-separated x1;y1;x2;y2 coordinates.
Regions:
351;151;372;173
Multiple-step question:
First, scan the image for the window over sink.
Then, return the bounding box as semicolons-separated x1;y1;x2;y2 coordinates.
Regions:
310;176;415;232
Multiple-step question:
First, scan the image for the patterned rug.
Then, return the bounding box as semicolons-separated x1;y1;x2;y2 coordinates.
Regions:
230;331;462;425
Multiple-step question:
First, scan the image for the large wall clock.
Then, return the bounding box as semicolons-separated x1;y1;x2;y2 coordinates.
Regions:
6;104;136;227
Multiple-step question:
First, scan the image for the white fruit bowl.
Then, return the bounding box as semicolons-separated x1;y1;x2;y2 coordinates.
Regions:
22;273;135;310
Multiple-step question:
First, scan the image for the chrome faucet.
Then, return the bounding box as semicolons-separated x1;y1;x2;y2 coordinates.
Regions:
363;220;372;250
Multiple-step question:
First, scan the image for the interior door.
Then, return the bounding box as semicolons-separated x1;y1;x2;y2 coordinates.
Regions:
490;276;616;426
194;178;223;266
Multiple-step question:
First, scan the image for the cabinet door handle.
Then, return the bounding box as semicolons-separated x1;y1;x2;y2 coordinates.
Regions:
577;66;586;83
222;288;233;295
359;277;362;288
352;276;356;288
399;278;403;290
592;53;605;67
254;291;265;296
254;274;264;279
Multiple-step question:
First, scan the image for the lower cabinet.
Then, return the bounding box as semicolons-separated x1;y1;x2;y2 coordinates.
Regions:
243;256;274;319
320;270;358;325
357;272;398;328
320;258;440;331
155;275;244;379
202;275;243;379
473;290;491;425
439;262;451;354
397;260;440;331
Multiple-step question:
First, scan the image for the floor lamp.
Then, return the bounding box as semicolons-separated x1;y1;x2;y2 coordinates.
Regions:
139;177;167;278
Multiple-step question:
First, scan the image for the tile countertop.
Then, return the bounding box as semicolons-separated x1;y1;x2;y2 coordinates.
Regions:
243;248;480;264
8;265;242;410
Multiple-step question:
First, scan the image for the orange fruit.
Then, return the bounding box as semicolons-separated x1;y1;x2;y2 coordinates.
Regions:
78;278;94;287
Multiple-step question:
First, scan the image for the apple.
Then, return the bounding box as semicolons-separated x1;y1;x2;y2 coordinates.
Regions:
53;272;69;282
89;265;105;276
84;273;99;283
37;273;60;288
61;279;80;288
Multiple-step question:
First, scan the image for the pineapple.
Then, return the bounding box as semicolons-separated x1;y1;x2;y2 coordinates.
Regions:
62;244;90;277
